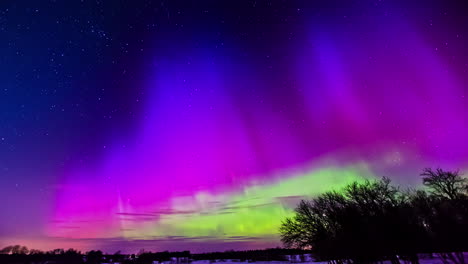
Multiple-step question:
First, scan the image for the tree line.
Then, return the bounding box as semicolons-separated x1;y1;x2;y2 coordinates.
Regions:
0;247;84;264
280;168;468;264
191;248;309;262
0;247;310;264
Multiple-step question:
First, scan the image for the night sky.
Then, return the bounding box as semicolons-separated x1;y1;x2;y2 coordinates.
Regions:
1;0;468;253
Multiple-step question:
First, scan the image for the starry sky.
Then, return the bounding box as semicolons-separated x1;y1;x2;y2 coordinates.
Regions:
1;0;468;254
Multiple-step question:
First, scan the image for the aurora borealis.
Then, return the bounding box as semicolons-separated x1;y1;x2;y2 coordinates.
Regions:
1;0;468;253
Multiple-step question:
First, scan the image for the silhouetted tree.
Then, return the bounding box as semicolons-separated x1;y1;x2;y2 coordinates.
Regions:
0;245;30;255
282;169;468;264
0;245;13;254
414;168;468;264
421;168;467;199
86;250;103;264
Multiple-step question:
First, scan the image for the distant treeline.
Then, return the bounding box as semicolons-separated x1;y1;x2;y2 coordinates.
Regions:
0;248;84;264
191;248;309;261
281;168;468;264
138;248;310;262
0;247;311;264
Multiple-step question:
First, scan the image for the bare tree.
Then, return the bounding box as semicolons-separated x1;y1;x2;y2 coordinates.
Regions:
421;168;467;199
